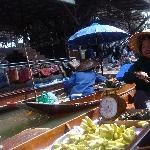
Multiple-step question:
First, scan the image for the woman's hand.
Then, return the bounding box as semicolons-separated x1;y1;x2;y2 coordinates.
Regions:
135;71;150;83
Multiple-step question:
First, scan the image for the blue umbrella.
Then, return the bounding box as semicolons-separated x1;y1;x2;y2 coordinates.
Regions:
68;23;129;46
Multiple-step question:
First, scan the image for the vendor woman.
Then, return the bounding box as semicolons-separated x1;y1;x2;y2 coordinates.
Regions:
63;59;106;99
122;30;150;109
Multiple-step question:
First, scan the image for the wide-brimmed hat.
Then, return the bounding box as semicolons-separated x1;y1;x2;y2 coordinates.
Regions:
129;29;150;53
77;59;99;71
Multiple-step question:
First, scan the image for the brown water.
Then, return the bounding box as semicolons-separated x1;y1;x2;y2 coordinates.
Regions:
0;105;92;142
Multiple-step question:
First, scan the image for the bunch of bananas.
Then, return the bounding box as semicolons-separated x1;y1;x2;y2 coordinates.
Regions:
80;116;98;134
53;116;136;150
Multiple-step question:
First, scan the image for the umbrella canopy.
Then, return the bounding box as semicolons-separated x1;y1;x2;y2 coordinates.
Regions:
68;23;129;46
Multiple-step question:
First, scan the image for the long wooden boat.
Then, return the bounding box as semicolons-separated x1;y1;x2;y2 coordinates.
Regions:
0;82;135;112
2;107;150;150
26;94;100;114
26;84;135;114
0;82;64;111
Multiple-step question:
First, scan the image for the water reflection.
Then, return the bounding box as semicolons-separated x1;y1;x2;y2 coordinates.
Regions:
0;105;93;142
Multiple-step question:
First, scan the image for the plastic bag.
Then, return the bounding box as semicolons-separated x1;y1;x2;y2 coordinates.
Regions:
68;59;80;69
36;91;58;104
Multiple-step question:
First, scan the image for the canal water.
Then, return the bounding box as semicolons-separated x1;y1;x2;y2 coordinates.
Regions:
0;105;93;142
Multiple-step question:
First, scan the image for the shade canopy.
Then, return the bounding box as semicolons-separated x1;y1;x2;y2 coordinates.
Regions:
68;23;129;46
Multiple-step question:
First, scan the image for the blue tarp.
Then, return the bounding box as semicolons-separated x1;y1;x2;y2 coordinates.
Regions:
116;63;133;80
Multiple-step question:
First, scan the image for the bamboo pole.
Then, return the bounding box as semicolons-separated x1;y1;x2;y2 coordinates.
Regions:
23;44;37;100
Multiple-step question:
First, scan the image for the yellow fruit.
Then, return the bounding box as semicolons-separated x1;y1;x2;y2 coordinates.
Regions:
114;133;119;140
102;124;113;131
138;121;149;127
122;132;135;143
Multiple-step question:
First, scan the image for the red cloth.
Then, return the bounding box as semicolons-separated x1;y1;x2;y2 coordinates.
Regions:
8;68;19;83
18;68;31;83
39;68;51;77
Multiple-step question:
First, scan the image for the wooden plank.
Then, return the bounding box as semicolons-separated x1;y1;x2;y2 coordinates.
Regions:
2;128;50;150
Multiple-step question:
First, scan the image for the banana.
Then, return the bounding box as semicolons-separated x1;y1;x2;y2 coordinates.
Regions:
80;123;88;130
115;137;124;143
86;134;100;140
138;121;149;127
102;124;113;131
85;116;95;126
114;132;119;140
111;123;118;132
107;140;117;145
120;125;126;132
53;117;137;150
122;133;133;143
74;144;86;150
115;142;126;148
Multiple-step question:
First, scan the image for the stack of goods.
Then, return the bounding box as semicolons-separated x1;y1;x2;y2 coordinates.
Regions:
51;116;146;150
6;66;31;85
32;64;60;78
98;77;124;89
105;78;123;88
119;109;150;120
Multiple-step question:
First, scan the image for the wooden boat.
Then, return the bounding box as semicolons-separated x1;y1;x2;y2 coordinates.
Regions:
0;82;135;112
26;83;135;114
0;82;64;112
26;94;100;114
2;107;150;150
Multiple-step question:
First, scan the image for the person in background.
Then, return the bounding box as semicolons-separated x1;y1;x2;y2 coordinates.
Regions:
63;59;106;99
114;46;121;61
85;45;96;60
122;30;150;109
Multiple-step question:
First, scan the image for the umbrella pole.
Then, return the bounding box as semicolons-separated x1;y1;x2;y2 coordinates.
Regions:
100;60;103;75
24;45;37;100
101;45;104;75
97;44;103;75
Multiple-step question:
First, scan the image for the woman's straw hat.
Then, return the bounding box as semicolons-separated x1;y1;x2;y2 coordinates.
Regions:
77;59;98;72
129;29;150;53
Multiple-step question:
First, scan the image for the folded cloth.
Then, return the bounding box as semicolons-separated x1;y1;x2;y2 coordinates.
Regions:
39;68;51;77
8;68;19;83
18;68;31;83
